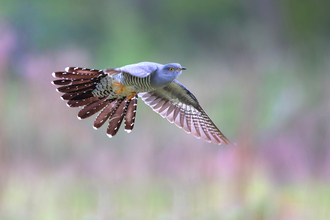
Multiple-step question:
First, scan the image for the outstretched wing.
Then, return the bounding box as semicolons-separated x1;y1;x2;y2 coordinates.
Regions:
114;62;159;78
139;80;230;145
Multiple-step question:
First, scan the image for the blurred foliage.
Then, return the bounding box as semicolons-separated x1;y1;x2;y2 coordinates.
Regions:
0;0;330;219
1;0;329;65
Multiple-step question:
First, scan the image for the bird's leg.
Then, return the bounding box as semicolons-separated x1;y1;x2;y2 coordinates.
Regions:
126;92;136;100
113;82;124;94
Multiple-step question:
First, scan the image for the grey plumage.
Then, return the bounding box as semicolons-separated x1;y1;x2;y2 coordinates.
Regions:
52;62;230;145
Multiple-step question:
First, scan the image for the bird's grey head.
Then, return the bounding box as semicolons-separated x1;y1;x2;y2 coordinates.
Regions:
151;63;186;88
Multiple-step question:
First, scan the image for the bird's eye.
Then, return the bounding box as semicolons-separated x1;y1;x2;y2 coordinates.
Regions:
169;67;174;71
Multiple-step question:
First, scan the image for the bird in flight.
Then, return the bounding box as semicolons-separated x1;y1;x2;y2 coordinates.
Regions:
52;62;230;145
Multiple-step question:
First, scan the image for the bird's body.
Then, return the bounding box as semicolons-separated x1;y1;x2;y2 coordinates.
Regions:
52;62;230;144
91;72;152;98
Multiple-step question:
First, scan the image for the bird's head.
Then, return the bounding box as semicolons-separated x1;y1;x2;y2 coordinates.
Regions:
151;63;186;87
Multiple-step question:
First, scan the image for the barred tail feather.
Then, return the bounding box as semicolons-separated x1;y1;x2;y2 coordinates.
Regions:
107;99;128;138
124;95;138;133
64;67;103;75
53;67;139;138
52;71;104;80
56;82;97;93
67;97;99;107
53;67;108;103
52;79;74;85
52;78;96;86
77;98;109;119
61;90;93;101
93;99;120;129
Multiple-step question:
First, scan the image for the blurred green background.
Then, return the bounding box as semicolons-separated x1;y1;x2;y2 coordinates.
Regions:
0;0;330;219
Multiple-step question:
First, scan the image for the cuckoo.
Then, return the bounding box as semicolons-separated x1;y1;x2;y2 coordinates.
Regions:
52;62;230;145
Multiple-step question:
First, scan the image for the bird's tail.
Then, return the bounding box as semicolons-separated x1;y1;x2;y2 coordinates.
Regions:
52;67;138;137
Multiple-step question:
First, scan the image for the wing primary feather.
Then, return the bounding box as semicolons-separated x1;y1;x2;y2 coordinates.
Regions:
152;99;167;110
157;100;171;113
166;110;175;123
149;97;162;106
192;113;202;138
166;105;176;117
198;116;213;142
145;96;158;103
179;109;185;128
140;82;231;144
185;108;192;133
172;107;180;122
211;132;222;144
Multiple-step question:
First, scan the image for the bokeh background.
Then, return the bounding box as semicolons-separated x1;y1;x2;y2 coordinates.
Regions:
0;0;330;219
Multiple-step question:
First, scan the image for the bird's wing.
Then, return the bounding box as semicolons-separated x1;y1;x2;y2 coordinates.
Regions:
139;80;230;145
114;62;159;78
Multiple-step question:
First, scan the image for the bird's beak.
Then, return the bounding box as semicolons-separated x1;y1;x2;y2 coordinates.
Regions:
180;67;186;70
